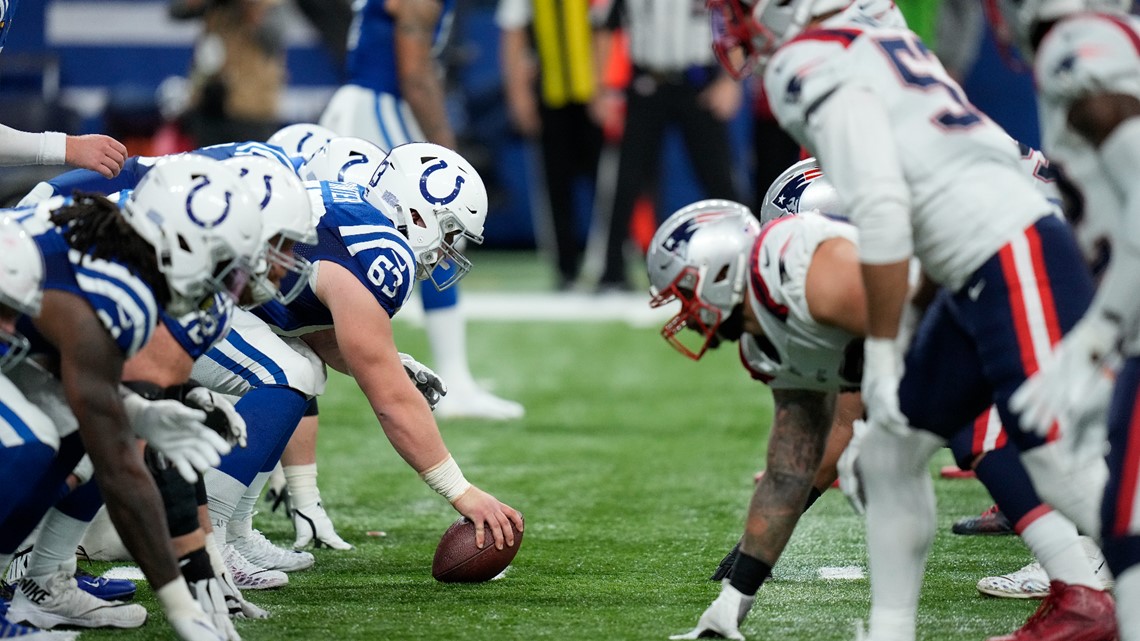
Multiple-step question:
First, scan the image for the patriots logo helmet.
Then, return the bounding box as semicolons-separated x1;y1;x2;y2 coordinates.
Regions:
758;157;843;224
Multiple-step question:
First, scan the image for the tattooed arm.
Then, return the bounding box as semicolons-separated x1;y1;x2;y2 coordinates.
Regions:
739;388;836;565
387;0;456;148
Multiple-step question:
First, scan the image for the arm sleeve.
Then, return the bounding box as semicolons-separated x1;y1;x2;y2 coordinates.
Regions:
0;124;66;166
806;84;913;264
1093;115;1140;329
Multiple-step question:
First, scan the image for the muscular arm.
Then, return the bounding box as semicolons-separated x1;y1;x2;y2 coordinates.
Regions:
805;236;867;336
740;388;835;565
122;324;196;386
387;0;456;147
34;290;181;588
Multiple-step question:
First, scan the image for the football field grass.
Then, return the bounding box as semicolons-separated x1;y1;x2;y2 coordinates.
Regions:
81;252;1046;641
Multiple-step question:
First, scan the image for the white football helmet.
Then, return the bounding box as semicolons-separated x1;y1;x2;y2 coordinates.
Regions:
647;200;761;360
299;136;389;186
120;154;263;316
0;217;45;371
759;157;843;224
989;0;1131;56
221;155;317;306
708;0;849;79
267;123;338;164
369;142;487;291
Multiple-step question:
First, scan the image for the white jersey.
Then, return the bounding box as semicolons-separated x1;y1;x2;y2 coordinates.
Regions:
740;212;862;392
1035;12;1140;263
764;17;1053;291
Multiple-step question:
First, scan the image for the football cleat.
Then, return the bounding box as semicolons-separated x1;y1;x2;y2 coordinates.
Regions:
952;505;1013;536
978;537;1114;599
0;614;78;639
291;503;354;551
8;571;146;629
985;581;1116;641
230;528;314;573
3;550;30;586
221;545;288;591
73;568;136;602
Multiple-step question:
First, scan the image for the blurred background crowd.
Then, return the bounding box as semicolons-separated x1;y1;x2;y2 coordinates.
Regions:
0;0;1044;292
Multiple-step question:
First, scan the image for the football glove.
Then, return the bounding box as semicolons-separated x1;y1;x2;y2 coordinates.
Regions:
836;419;869;516
710;540;741;581
292;502;354;551
123;391;231;483
669;580;755;640
861;338;909;437
183;387;247;448
1011;311;1119;438
186;576;241;641
399;352;447;410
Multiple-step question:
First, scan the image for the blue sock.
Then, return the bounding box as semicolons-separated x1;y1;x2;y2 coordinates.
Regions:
217;385;308;486
0;443;56;525
974;443;1043;529
55;479;104;522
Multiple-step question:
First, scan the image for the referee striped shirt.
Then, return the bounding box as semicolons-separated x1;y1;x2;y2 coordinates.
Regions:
595;0;715;72
496;0;597;108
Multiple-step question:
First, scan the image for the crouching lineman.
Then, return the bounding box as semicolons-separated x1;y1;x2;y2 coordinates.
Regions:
194;141;524;565
0;156;264;640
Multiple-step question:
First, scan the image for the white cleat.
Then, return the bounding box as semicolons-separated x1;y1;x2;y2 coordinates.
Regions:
0;614;79;640
221;545;288;591
433;387;524;421
291;503;353;551
976;536;1113;598
230;528;314;573
9;571;147;629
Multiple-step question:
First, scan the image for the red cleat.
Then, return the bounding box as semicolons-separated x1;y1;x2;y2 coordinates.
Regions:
986;581;1117;641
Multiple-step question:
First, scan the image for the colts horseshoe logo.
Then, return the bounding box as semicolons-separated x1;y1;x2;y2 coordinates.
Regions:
186;175;232;229
419;160;464;206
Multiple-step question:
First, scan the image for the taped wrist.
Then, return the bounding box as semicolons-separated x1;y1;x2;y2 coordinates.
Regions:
729;552;772;596
179;547;215;583
148;446;201;538
420;455;471;502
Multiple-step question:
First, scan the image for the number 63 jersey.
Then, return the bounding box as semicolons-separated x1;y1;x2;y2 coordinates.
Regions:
253;180;417;336
764;17;1050;292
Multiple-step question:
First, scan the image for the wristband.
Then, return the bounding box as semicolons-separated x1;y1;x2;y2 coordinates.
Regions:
420;455;471;502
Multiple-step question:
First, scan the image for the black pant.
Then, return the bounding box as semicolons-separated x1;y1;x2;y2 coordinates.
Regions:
599;70;739;286
537;103;602;285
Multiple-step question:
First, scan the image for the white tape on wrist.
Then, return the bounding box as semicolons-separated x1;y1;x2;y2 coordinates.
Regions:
421;455;471;502
155;578;199;619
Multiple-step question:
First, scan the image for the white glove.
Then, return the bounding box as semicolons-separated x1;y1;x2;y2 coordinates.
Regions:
169;608;228;641
187;577;241;641
836;419;869;516
861;338;909;436
184;387;248;448
1011;311;1119;438
292;502;354;550
399;352;447;410
669;581;756;641
123;391;231;483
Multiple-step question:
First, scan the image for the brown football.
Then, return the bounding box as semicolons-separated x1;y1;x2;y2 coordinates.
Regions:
431;516;524;583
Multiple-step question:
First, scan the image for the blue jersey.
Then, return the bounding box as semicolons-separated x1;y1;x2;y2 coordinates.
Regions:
40;142;294;199
0;0;20;53
253;181;416;336
12;207;158;360
346;0;455;94
161;293;234;359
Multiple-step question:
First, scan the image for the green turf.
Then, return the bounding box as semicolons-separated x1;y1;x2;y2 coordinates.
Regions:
79;315;1043;641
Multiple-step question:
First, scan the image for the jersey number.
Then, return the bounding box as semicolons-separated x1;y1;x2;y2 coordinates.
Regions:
877;36;982;130
367;254;405;299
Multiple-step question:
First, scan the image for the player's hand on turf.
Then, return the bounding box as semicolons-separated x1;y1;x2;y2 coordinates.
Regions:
291;502;354;551
168;603;228;641
1011;311;1119;438
184;387;248;448
451;486;524;551
669;580;756;641
861;338;909;436
187;576;241;641
65;134;127;178
836;419;869;516
399;352;447;409
124;393;231;483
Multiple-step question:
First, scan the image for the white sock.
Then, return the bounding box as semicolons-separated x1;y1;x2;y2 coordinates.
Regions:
423;306;475;389
1022;442;1107;539
860;428;945;641
27;508;87;579
283;464;321;511
1117;565;1140;641
205;468;248;542
227;513;253;544
1021;510;1099;588
230;471;272;529
204;532;228;578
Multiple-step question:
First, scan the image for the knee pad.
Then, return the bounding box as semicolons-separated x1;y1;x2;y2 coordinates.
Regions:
147;447;202;538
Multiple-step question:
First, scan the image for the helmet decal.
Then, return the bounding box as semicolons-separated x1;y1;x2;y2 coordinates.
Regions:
338;151;370;183
186;175;232;229
771;166;823;217
419;159;465;206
